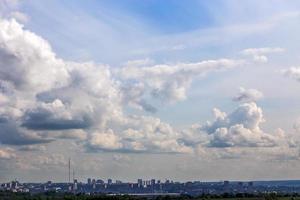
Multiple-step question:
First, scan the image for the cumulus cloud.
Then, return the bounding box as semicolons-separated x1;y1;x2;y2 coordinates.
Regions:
118;59;243;103
22;99;92;130
0;19;69;92
0;17;250;154
88;129;123;151
233;87;263;102
87;116;193;154
241;47;285;62
201;102;285;148
0;18;126;147
0;18;200;153
0;117;53;145
0;17;295;159
120;83;157;113
282;67;300;81
121;116;193;153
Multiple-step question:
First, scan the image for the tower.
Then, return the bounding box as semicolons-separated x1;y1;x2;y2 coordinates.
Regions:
68;158;71;183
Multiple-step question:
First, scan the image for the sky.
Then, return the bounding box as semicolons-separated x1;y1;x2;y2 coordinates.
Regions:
2;0;300;183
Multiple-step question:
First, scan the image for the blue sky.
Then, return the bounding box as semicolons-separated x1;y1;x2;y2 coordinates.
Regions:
1;0;300;182
19;0;300;65
20;0;237;62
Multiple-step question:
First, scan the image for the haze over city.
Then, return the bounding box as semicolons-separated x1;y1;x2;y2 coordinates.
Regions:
1;0;300;184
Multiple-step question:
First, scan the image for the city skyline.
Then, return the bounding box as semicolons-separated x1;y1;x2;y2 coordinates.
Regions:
1;177;286;195
1;0;300;183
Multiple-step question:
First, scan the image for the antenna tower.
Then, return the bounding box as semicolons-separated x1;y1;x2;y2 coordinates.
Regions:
68;158;71;183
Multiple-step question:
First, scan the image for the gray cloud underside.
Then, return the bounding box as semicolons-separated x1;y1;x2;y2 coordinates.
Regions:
21;108;92;130
0;118;53;145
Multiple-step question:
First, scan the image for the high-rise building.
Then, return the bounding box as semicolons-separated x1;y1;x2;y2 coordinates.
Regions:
73;179;78;191
224;180;230;186
151;179;155;186
137;179;143;187
87;178;92;185
11;181;18;189
108;179;112;185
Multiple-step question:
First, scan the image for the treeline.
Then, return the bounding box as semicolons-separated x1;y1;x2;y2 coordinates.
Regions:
0;191;300;200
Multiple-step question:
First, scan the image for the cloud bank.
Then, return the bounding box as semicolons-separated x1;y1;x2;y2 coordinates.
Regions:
0;17;297;165
0;18;245;154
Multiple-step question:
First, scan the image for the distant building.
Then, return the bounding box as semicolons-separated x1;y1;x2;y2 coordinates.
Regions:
151;179;155;186
107;179;112;185
11;181;19;189
87;178;91;185
224;181;230;186
96;179;104;184
146;180;151;186
137;179;143;187
73;179;78;190
2;179;300;196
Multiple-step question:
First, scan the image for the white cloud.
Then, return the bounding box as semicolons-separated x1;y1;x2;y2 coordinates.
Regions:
0;19;69;92
118;59;243;103
123;115;193;153
282;67;300;82
241;47;285;63
120;82;156;113
233;87;263;102
87;116;193;154
201;102;286;148
88;129;123;151
0;18;244;154
0;18;124;146
0;17;297;161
